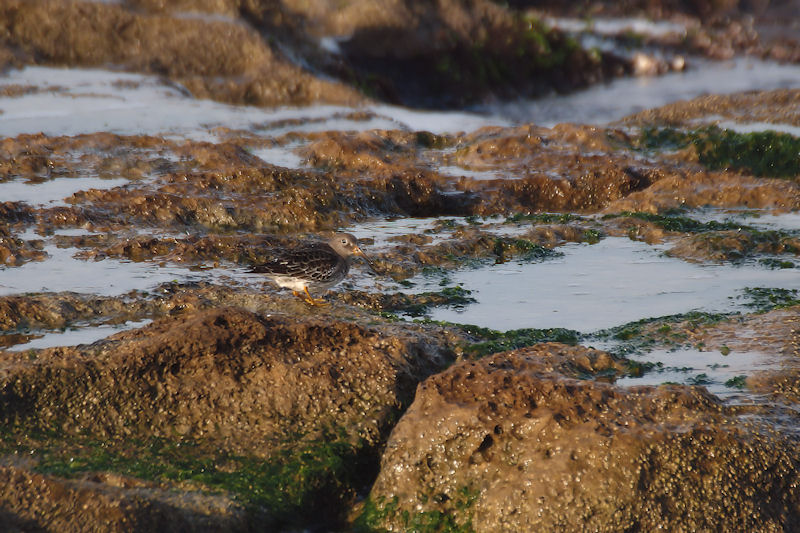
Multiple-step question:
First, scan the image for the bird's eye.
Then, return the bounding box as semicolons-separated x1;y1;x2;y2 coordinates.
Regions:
341;239;348;244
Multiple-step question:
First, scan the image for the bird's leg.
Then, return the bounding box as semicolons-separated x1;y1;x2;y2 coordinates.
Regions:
303;286;328;306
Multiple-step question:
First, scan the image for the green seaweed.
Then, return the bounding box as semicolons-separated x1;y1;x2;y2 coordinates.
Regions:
505;212;581;224
739;287;800;312
688;373;712;386
391;286;477;317
639;126;800;179
458;323;580;357
725;375;748;389
416;131;452;149
759;258;796;269
493;237;562;264
355;485;479;533
2;428;378;530
592;311;731;355
414;319;580;358
603;211;747;233
582;229;602;244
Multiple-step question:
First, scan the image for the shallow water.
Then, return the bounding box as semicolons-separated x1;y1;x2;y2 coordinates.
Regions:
690;207;800;231
437;165;507;181
716;120;800;137
0;67;505;139
2;59;799;142
0;242;222;297
424;236;800;331
0;176;129;206
614;347;779;397
485;58;800;127
249;143;305;169
6;319;152;352
2;61;800;397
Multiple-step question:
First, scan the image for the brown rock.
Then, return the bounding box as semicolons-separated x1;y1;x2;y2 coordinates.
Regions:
668;230;800;263
619;89;800;129
367;344;800;531
604;169;800;213
0;462;249;532
0;0;362;107
0;307;452;453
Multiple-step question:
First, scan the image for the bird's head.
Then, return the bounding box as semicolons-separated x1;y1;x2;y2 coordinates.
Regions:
328;233;376;271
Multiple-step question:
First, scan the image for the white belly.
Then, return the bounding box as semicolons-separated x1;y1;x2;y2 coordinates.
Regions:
270;275;309;291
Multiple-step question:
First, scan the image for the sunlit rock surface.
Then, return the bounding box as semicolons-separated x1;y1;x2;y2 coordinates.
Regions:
0;5;799;528
367;344;800;531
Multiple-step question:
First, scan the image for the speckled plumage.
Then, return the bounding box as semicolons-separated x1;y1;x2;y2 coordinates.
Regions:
251;233;373;305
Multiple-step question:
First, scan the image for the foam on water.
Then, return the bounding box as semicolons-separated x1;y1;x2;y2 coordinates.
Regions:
716;120;800;137
248;143;305;169
545;16;690;38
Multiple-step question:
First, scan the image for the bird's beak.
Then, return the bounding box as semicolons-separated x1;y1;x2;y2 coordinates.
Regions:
354;246;378;273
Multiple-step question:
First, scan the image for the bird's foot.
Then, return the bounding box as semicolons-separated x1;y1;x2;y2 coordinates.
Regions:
293;289;328;307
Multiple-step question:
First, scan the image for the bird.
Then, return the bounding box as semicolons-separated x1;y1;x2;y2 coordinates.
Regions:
251;233;375;306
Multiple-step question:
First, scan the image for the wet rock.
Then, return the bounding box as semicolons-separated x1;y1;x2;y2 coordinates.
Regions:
0;215;45;267
668;229;800;263
0;463;249;533
299;130;435;175
353;226;582;280
0;132;190;185
334;0;626;107
0;307;453;452
0;202;34;223
0;0;362;107
434;125;662;213
3;127;754;236
337;286;476;316
619;88;800;128
74;233;285;265
690;305;800;403
0;0;625;109
365;344;800;531
0;286;205;332
604;168;800;213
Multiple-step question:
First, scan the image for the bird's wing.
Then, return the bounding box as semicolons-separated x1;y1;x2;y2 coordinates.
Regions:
250;245;337;281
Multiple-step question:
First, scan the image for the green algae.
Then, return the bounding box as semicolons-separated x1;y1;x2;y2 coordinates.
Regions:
493;237;562;264
582;229;602;244
592;311;732;355
355;486;479;533
1;428;378;530
349;13;587;107
415;131;453;150
725;375;748;389
464;326;580;357
388;286;477;317
428;321;580;357
687;373;713;385
505;212;582;224
739;287;800;312
603;211;747;233
759;258;796;269
639;126;800;179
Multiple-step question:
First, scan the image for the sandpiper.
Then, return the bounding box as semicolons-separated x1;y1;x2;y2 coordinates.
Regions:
251;233;374;306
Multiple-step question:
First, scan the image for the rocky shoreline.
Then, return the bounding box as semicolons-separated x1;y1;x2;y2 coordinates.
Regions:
1;0;800;530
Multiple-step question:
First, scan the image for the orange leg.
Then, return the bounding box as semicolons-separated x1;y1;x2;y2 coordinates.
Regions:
292;287;327;306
